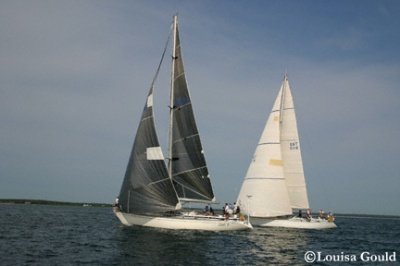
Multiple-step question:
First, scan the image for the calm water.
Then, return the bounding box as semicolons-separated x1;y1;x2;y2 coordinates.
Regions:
0;205;399;265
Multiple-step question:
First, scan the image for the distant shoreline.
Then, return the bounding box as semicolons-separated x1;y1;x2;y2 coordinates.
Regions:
0;199;111;207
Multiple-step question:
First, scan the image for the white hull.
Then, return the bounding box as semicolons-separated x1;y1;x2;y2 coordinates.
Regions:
251;216;337;230
114;209;252;231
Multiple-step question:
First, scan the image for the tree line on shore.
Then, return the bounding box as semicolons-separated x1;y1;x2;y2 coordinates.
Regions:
0;198;111;207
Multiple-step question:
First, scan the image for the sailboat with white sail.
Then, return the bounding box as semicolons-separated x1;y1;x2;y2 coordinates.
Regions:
114;15;252;231
236;74;336;229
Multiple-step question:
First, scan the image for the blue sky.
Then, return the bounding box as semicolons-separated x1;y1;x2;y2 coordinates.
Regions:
1;0;399;215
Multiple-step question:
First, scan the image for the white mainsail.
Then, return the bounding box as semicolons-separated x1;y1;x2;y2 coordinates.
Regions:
236;74;309;218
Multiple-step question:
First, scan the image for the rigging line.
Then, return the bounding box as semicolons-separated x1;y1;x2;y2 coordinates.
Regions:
149;29;172;89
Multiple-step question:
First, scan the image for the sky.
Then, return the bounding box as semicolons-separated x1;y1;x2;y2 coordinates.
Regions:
1;0;399;216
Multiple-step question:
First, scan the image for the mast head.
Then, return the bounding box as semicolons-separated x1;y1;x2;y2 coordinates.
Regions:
173;14;178;24
284;71;288;81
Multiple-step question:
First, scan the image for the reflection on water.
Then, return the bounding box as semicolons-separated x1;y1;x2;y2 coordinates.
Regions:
245;227;309;265
112;224;311;265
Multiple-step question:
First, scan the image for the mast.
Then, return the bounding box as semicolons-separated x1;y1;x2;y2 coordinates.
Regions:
168;15;177;179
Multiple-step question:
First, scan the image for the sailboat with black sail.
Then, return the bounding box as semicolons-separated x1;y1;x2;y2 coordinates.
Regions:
236;74;336;229
114;16;252;231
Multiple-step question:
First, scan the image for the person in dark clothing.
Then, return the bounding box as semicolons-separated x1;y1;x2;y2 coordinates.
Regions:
234;203;241;215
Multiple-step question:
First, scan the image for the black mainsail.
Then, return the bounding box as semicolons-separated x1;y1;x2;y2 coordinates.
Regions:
168;17;215;202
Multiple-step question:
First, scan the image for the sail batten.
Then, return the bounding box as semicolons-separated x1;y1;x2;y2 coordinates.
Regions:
147;177;173;186
259;142;280;145
172;166;207;177
173;133;200;144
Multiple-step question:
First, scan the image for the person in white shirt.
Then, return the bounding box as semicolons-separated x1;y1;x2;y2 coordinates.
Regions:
225;203;233;215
